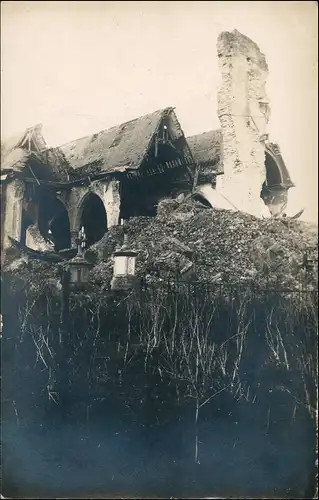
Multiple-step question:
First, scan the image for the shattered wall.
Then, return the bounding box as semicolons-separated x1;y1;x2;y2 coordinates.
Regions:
216;29;271;218
25;224;54;252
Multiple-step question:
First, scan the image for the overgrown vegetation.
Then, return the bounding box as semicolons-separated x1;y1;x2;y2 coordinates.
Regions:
2;202;318;497
2;269;317;455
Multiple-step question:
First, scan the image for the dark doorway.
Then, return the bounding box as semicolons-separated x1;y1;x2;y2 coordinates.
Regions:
79;193;107;247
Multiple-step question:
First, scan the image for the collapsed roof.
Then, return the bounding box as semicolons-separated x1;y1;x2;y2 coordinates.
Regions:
1;109;293;189
36;107;193;179
1;124;47;173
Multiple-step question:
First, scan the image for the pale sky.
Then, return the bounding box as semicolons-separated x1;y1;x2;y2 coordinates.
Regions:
1;1;318;222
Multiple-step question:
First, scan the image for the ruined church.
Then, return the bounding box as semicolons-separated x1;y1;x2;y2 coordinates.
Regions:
1;30;294;256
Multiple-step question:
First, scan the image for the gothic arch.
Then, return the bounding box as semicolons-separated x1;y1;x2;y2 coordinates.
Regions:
38;193;71;251
264;150;282;187
262;144;293;216
264;143;294;189
76;191;108;247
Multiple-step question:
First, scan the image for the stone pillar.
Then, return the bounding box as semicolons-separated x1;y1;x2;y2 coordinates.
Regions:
100;179;121;228
2;180;25;249
216;30;271;218
65;188;83;249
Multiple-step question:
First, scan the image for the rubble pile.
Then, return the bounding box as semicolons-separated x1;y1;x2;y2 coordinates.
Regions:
4;199;316;292
91;198;318;289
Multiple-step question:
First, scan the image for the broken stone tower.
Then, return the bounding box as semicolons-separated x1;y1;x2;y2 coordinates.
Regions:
216;29;271;217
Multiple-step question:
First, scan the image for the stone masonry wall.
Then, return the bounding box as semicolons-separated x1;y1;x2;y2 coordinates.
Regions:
216;30;271;218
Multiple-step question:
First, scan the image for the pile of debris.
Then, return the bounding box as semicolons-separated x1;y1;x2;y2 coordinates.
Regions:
3;197;317;292
89;198;318;290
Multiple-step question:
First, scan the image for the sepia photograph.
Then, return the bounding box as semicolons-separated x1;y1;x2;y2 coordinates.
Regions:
1;1;318;498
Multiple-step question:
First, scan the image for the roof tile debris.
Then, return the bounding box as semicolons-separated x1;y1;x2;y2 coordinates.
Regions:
51;107;175;175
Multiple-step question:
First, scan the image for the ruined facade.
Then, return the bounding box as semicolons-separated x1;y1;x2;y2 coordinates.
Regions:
1;109;194;254
216;30;276;217
1;31;295;255
187;129;293;216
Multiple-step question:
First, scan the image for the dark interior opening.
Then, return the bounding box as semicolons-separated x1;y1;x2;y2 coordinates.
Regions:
261;153;286;212
50;205;71;251
79;193;107;247
120;116;192;219
120;167;191;219
38;191;71;252
120;179;158;218
265;152;282;187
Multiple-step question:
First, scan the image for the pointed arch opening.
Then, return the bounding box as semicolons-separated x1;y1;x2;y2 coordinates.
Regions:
261;151;288;216
265;151;282;187
78;193;108;247
38;192;71;251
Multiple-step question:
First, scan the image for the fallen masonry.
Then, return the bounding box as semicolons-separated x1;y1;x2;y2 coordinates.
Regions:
6;197;316;293
90;199;318;290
